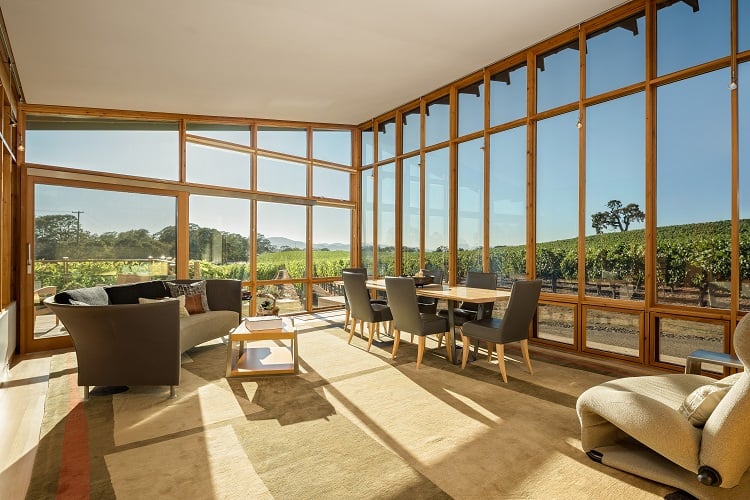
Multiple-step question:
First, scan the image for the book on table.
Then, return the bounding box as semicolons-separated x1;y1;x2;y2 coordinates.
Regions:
244;315;283;331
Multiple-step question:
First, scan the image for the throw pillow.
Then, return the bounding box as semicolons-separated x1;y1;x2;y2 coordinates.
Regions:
183;294;205;315
138;296;190;318
679;373;743;427
166;281;210;312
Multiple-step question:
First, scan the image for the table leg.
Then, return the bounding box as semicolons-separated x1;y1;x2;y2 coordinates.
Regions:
447;300;456;364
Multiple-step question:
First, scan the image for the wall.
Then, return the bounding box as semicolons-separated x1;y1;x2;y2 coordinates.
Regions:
0;302;16;382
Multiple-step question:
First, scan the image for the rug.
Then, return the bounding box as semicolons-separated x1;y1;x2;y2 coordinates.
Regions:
26;316;678;499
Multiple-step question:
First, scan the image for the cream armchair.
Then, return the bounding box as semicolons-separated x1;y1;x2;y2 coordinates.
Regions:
576;315;750;499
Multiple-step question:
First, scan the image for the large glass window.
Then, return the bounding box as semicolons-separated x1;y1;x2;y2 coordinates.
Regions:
489;125;526;288
257;126;306;158
490;64;527;126
741;0;750;52
186;143;251;189
313;166;349;200
536;111;578;295
189;195;250;279
377;162;396;276
26;116;179;180
425;96;450;147
402;156;421;276
424;148;450;279
457;138;484;281
257;157;307;196
186;123;251;146
584;308;640;358
362;128;374;165
313;129;351;166
537;302;575;345
739;62;750;310
458;80;484;137
312;205;351;278
536;41;579;112
402;107;421;154
361;170;375;273
33;184;176;339
256;202;307;280
586;13;645;97
377;118;396;161
655;316;725;372
657;0;730;77
585;93;645;301
656;69;731;309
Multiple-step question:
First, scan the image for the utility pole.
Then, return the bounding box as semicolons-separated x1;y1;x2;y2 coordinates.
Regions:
71;211;84;249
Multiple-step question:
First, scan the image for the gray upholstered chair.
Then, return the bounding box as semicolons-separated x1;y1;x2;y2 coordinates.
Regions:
416;268;444;315
438;271;498;326
386;277;451;368
342;271;393;352
341;267;386;333
459;279;541;382
576;314;750;499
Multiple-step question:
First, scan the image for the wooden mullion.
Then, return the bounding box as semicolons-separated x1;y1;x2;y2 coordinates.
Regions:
644;0;657;366
577;23;586;352
730;0;739;349
483;68;491;273
448;86;458;285
419;99;426;269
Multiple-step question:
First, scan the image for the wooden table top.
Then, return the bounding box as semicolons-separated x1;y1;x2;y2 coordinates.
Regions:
366;279;511;303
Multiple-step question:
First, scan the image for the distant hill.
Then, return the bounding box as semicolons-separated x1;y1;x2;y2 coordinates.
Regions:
268;236;349;251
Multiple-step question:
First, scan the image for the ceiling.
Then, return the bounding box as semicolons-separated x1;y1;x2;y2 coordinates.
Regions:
0;0;626;125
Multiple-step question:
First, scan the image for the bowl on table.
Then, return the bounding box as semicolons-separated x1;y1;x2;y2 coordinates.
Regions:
407;275;434;287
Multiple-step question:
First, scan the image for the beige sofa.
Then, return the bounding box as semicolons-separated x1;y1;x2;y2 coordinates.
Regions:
45;279;241;399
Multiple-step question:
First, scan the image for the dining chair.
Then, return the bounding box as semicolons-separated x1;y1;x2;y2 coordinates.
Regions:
386;277;451;368
341;267;387;334
436;271;497;350
416;268;444;314
459;279;542;382
342;271;393;351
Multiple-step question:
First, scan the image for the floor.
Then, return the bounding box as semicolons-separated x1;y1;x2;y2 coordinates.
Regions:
0;308;663;500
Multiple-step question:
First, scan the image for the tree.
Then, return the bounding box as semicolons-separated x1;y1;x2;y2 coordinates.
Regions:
591;200;645;234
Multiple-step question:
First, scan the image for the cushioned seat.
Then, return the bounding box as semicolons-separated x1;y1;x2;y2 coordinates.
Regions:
342;271;392;352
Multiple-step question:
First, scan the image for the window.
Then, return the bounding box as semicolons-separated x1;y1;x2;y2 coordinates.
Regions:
257;157;306;196
377;118;396;161
313;166;350;200
739;62;750;310
741;0;750;52
189;195;250;277
362;127;375;165
490;64;527;126
186;143;251;189
186;123;251;146
457;138;484;281
586;13;645;97
361;170;374;273
424;148;449;278
402;107;421;154
584;307;640;358
537;302;575;345
257;126;306;158
256;202;307;280
536;41;579;112
425;96;450;146
654;316;725;372
312;205;351;278
313;129;351;165
402;156;421;276
377;162;396;276
458;80;484;137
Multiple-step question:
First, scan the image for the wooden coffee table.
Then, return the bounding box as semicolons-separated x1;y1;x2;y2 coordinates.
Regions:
226;317;298;377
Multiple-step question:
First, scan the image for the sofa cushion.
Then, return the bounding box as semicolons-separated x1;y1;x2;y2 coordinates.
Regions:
106;280;169;304
679;372;743;427
166;280;210;312
55;286;109;305
179;310;239;353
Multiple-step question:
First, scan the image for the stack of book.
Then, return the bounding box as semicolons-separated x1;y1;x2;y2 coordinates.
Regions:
244;315;283;331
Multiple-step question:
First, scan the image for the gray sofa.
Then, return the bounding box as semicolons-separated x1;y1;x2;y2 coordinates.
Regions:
45;279;242;399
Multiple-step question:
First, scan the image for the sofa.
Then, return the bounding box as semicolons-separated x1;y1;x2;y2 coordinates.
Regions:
44;279;242;399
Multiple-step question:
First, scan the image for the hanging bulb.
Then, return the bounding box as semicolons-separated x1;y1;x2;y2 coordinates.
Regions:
729;81;738;90
576;120;583;129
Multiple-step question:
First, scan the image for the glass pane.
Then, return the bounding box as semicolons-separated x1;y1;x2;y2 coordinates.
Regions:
536;111;578;295
313;129;351;165
741;62;750;310
257;126;306;158
537;41;579;112
425;95;450;147
537;303;574;345
313;205;351;277
489;125;526;288
189;196;250;280
490;64;527;126
585;93;645;301
656;317;725;373
186;143;251;189
26;116;179;181
741;0;750;52
313;166;350;200
256;202;307;280
424;148;450;280
377;162;396;277
361;170;374;274
657;69;731;308
378;118;396;161
256;283;307;314
586;13;645;96
657;0;730;76
186;122;251;146
362;128;374;165
402;156;421;276
257;157;307;196
34;185;176;339
457;138;484;282
585;308;640;357
402;107;421;153
458;81;484;137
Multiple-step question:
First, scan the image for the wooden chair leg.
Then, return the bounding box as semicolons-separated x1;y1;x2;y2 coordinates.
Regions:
436;333;443;349
392;329;401;359
487;342;495;362
497;344;508;383
347;318;357;344
376;322;382;342
410;333;414;343
460;332;471;369
366;322;376;352
520;339;533;375
416;336;426;368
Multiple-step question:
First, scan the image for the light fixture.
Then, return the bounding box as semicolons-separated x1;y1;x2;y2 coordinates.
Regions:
576;114;583;129
730;69;738;90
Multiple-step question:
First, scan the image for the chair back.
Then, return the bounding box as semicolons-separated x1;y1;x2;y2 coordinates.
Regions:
420;268;443;285
341;267;367;309
342;271;375;322
460;272;498;311
385;277;423;334
498;280;542;343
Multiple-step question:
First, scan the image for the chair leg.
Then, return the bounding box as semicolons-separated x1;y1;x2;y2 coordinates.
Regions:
344;309;350;330
460;333;470;369
416;336;426;368
347;319;357;344
366;323;376;352
497;344;508;383
520;339;533;375
436;333;443;348
410;333;415;343
376;322;382;342
83;385;90;401
392;329;401;359
169;385;176;399
487;342;495;362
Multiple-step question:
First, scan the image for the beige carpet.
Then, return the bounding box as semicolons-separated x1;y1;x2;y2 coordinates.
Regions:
27;314;679;499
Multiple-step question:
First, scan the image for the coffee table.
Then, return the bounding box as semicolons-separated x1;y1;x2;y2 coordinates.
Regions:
225;317;298;377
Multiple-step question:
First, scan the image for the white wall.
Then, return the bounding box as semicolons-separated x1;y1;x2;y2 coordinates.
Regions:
0;302;17;383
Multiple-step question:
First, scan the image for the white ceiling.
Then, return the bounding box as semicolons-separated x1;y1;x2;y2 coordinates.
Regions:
0;0;626;125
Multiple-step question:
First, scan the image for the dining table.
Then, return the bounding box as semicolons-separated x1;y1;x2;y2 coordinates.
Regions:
365;278;511;364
